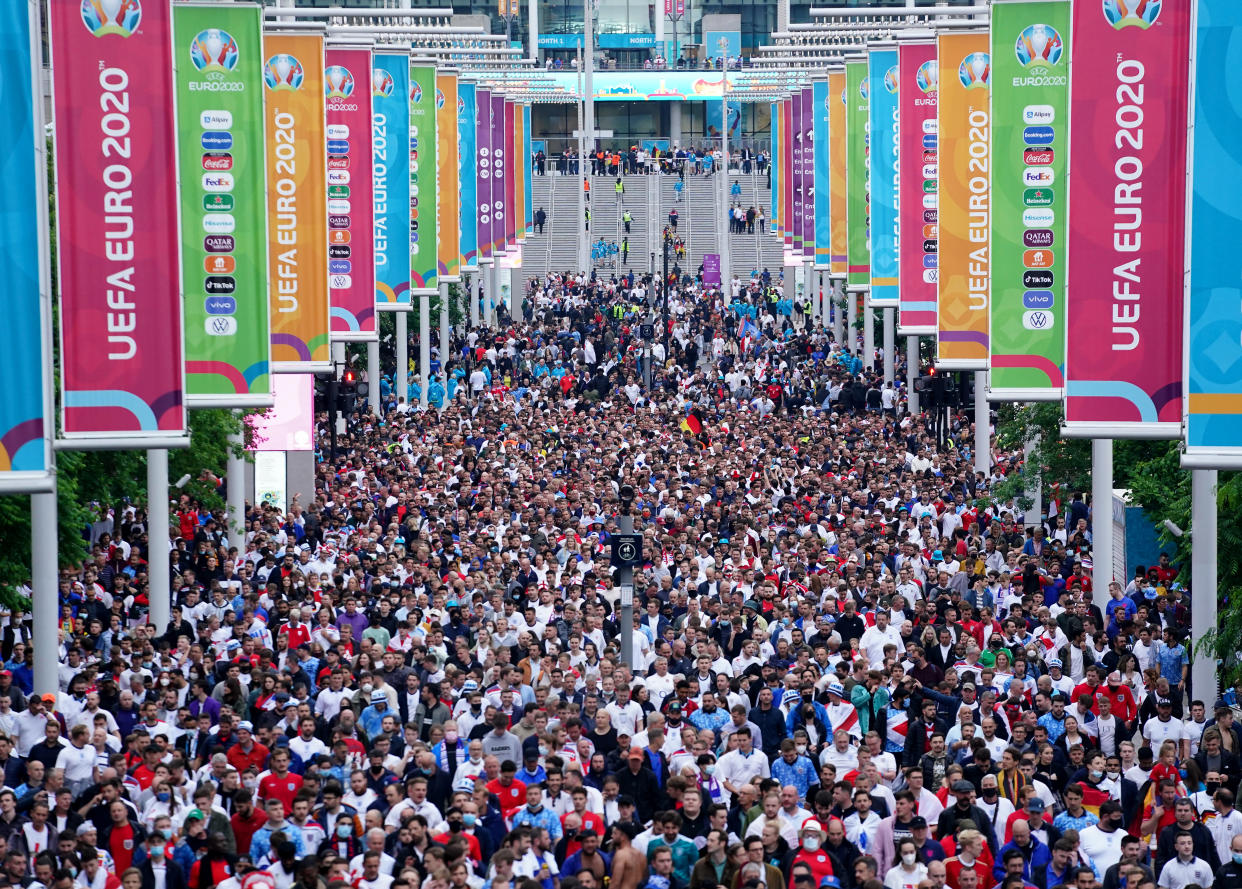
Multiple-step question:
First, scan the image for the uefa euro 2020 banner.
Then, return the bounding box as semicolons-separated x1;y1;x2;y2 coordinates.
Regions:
845;58;870;288
770;102;778;237
897;41;938;336
264;33;331;373
988;0;1071;401
868;46;899;307
829;70;847;276
372;53;412;311
789;91;803;251
491;93;507;256
812;80;831;269
458;82;479;272
523;104;534;238
173;4;272;409
50;0;187;446
935;30;990;370
436;72;461;281
324;46;376;341
1185;0;1242;466
504;99;518;252
476;88;492;262
0;0;52;489
409;62;438;293
1064;0;1189;438
800;86;814;261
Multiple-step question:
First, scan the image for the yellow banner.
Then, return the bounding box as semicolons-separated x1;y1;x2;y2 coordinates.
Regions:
829;70;847;275
436;72;461;281
264;33;331;371
515;103;527;242
936;31;991;369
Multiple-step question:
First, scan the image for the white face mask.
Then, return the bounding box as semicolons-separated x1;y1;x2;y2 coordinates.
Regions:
902;852;917;866
802;836;820;852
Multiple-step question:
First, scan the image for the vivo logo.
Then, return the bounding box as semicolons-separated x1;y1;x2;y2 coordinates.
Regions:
329;260;352;274
1022;291;1055;309
204;296;237;315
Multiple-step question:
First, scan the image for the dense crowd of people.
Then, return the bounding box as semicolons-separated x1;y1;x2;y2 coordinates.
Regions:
21;271;1224;889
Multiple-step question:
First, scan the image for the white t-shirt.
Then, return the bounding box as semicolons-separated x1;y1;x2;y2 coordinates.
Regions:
1143;716;1186;749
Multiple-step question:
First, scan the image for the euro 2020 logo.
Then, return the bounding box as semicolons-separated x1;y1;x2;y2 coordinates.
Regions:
81;0;142;37
884;66;898;95
1103;0;1161;29
958;52;991;90
411;82;423;104
372;68;395;98
916;60;938;94
436;88;445;110
1014;24;1064;68
859;78;869;102
325;65;355;99
264;54;304;91
190;29;239;74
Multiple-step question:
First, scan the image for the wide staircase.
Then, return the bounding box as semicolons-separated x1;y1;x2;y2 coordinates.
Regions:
519;166;781;287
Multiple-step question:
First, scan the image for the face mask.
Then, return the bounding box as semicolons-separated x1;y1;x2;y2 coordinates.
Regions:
796;744;807;755
1107;771;1120;781
362;684;373;694
448;820;463;832
160;827;174;839
704;764;716;775
1090;770;1104;780
1207;782;1222;794
337;823;353;838
463;813;477;828
1233;853;1242;865
902;853;917;866
538;745;549;756
445;731;459;743
156;792;171;803
802;837;820;852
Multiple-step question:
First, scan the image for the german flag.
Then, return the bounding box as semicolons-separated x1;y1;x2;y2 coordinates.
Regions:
681;411;703;436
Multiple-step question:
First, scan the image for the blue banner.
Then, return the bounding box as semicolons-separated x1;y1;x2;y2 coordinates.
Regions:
458;82;479;271
373;53;411;310
813;79;831;268
523;104;533;234
0;0;50;488
1185;0;1242;463
869;47;899;306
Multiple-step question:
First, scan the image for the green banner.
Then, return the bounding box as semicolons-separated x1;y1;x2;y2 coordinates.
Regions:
409;62;438;294
173;3;271;407
988;0;1071;399
845;59;870;287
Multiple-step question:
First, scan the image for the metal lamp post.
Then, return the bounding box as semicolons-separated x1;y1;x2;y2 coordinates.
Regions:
718;36;732;303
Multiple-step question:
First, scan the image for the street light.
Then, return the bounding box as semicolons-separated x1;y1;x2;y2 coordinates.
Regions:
497;0;519;45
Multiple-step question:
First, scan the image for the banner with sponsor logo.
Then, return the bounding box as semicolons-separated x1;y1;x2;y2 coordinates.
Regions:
1064;0;1187;436
458;82;479;271
1184;0;1242;465
812;80;831;268
372;52;411;311
173;4;271;408
523;103;533;238
324;46;376;341
869;47;899;306
898;40;939;336
800;86;814;260
263;33;331;373
477;88;493;262
936;30;991;370
408;62;438;293
988;0;1071;400
436;72;461;281
492;93;508;255
0;0;52;488
504;99;517;251
845;59;870;288
51;0;187;444
829;70;847;276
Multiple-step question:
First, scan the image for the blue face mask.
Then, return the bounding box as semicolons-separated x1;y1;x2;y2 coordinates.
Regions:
156;792;171;803
462;813;477;828
1234;853;1242;866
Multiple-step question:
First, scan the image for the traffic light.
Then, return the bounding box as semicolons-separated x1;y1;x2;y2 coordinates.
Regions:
336;368;369;413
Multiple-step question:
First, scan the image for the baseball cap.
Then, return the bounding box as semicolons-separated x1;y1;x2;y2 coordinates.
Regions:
909;816;928;829
1157;696;1173;707
951;779;975;794
628;749;644;761
1026;798;1046;813
238;720;254;732
827;682;845;698
1048;658;1063;669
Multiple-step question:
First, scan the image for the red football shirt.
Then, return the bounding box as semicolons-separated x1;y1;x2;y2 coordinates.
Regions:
486;777;528;818
259;771;304;815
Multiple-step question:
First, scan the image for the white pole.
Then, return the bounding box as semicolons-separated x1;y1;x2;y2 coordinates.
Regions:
583;0;593;147
366;341;381;412
420;294;431;410
973;371;990;477
146;449;171;634
719;64;731;302
1091;438;1115;613
396;311;409;403
1024;436;1043;531
1191;469;1219;706
845;284;856;354
862;294;874;371
227;419;245;548
440;282;451;388
469;272;480;328
833;279;844;346
882;308;895;384
31;491;59;697
486;263;498;326
332;341;346;367
806;262;817;325
528;0;539;65
906;336;919;415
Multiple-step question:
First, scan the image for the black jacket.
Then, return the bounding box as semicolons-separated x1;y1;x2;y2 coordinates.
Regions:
614;764;661;823
1155;821;1220;874
140;858;187;889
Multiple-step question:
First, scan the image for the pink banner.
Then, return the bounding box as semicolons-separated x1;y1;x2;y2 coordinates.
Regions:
51;0;186;441
491;93;507;255
476;88;492;261
324;47;376;341
505;99;517;251
1064;1;1188;432
248;374;314;452
898;41;939;335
